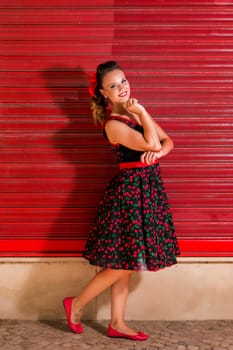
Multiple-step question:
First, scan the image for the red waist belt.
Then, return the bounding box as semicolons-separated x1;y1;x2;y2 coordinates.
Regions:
119;160;158;169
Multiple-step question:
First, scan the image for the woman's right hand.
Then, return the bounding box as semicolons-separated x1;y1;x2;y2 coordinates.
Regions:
123;98;146;116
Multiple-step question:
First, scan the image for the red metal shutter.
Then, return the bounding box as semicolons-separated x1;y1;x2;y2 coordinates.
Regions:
1;0;233;257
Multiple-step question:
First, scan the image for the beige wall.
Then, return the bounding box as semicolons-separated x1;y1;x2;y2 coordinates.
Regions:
0;257;232;321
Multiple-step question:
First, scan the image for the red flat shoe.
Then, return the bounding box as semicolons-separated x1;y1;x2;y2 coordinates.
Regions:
107;324;149;341
63;297;83;334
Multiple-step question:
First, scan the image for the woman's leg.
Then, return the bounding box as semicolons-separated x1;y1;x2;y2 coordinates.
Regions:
110;271;138;335
71;268;131;324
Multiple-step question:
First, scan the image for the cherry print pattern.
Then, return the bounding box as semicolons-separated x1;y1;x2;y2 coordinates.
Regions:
83;116;180;271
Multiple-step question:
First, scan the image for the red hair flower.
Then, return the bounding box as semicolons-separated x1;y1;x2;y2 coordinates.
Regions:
88;73;97;97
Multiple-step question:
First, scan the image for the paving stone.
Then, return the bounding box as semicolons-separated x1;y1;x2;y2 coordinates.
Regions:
0;320;233;350
177;346;187;350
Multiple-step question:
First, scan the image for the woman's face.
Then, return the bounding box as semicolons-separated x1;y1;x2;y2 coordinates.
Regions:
100;69;130;104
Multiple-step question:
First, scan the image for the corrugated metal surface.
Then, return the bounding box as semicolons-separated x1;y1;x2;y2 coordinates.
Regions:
0;0;233;257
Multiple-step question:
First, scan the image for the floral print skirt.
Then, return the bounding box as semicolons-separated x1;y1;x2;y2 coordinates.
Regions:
83;163;180;271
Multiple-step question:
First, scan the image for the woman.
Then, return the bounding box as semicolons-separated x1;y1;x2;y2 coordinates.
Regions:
63;61;180;341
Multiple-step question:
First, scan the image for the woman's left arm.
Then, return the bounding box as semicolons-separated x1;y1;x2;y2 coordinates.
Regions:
140;121;174;164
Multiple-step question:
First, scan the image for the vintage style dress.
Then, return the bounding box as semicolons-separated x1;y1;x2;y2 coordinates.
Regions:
83;115;180;271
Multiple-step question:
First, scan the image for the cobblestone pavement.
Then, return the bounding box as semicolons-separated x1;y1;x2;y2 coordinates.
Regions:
0;319;233;350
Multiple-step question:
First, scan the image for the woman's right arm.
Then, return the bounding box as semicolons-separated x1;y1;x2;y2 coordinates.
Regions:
105;119;160;152
123;98;161;151
105;99;162;152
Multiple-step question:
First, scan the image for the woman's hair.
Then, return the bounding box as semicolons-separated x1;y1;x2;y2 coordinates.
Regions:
90;60;123;125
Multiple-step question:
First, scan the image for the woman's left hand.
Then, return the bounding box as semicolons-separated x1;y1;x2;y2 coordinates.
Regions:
140;150;163;165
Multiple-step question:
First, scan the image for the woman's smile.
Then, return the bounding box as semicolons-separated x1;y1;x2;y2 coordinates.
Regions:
119;91;128;97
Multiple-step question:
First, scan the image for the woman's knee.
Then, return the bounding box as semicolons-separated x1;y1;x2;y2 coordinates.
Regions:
119;269;132;278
